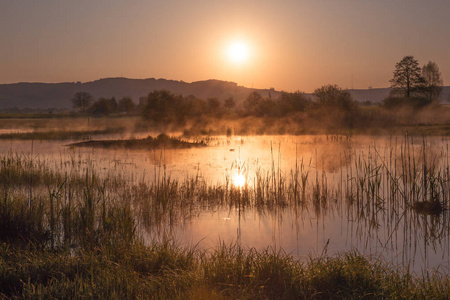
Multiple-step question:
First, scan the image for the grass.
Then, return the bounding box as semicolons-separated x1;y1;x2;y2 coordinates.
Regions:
0;115;144;140
68;133;208;149
0;135;450;298
0;128;126;140
3;112;450;139
1;242;449;299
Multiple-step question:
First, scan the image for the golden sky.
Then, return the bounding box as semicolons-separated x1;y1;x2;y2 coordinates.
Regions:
1;0;449;92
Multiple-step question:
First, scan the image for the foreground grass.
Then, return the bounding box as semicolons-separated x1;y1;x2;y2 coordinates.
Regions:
1;242;449;299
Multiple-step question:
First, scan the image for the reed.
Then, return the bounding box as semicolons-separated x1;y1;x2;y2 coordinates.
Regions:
0;135;450;298
1;134;449;248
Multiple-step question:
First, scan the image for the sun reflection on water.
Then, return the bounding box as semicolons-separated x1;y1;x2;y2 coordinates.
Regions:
233;173;246;188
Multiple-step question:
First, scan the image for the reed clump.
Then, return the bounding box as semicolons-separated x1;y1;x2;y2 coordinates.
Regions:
0;128;126;140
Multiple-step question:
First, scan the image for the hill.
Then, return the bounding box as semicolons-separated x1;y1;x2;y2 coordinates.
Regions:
0;78;448;110
0;78;279;110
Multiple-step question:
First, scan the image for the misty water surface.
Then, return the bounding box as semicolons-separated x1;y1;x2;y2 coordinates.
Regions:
1;134;449;274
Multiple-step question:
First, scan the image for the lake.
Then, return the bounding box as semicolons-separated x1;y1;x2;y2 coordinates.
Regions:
1;133;449;274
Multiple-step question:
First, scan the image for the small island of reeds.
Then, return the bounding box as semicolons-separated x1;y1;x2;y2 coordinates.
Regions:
67;133;207;150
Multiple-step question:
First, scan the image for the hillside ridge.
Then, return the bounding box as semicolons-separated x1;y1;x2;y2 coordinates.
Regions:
0;77;448;110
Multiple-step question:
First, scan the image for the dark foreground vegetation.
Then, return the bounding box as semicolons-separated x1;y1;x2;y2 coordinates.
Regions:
1;149;449;299
3;242;449;299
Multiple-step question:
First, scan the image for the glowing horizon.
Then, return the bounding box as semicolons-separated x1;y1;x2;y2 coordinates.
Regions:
1;1;449;93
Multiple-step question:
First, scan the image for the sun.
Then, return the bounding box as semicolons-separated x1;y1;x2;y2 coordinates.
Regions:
227;41;250;64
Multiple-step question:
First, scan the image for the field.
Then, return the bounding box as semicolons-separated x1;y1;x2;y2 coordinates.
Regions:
0;115;450;298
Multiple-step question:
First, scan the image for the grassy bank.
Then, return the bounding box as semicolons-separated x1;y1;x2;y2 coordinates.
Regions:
3;112;450;139
1;242;449;299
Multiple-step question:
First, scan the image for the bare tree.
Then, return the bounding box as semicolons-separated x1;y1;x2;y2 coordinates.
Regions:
422;61;443;103
390;56;424;98
71;92;93;113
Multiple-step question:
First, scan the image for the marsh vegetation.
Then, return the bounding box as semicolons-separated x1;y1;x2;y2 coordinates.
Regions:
68;133;207;150
1;113;450;297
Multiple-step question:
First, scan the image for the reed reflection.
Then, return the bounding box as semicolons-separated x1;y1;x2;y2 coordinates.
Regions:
0;135;449;273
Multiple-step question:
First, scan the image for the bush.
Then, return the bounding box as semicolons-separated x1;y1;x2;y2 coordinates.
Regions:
383;96;432;109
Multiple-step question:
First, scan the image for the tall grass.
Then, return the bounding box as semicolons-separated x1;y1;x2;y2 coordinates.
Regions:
0;135;449;297
0;136;449;248
1;241;449;299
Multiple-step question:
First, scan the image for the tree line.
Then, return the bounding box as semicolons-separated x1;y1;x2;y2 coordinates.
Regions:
71;55;444;125
71;85;358;116
71;93;136;115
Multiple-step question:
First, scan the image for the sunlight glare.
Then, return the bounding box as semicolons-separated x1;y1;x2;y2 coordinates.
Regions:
227;41;249;64
233;173;246;188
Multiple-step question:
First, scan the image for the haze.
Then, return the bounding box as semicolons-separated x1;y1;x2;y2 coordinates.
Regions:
1;0;449;92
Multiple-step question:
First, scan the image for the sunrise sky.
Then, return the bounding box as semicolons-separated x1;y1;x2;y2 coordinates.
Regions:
1;0;449;92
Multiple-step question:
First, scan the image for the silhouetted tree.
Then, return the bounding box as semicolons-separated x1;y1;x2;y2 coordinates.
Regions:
422;61;443;103
313;85;357;111
390;56;424;98
207;97;221;114
142;90;182;123
244;91;263;115
109;97;118;112
118;97;136;114
184;95;206;119
279;91;311;114
71;92;93;113
256;98;280;117
92;97;115;115
312;84;360;128
224;97;236;111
